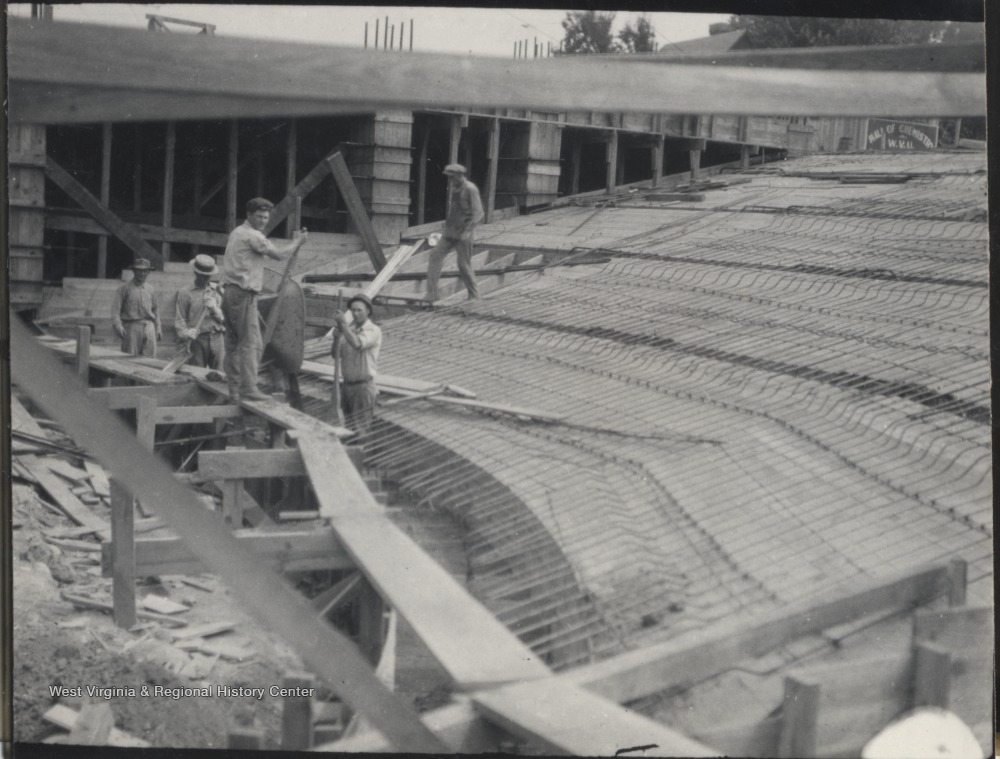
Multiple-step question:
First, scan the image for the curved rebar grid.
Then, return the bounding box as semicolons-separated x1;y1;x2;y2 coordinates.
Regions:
299;150;989;665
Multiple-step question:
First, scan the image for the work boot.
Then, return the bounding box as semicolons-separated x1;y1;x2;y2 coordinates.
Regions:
241;387;272;402
227;384;240;402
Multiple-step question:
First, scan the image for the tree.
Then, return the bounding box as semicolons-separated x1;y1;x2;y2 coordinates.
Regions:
561;10;619;54
618;15;658;53
728;16;953;48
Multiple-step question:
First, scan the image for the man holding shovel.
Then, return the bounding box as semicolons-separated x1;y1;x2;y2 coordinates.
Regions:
332;293;381;434
221;198;308;402
174;254;225;370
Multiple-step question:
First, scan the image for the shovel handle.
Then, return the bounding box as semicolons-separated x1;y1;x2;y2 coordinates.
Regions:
332;290;345;426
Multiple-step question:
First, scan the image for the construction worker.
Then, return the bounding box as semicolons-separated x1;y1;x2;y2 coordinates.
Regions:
111;258;161;357
332;293;381;433
426;163;484;302
221;197;307;402
174;254;225;370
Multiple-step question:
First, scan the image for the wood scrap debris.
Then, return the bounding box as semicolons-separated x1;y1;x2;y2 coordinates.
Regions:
60;590;188;627
42;704;149;748
141;595;190;615
170;620;236;640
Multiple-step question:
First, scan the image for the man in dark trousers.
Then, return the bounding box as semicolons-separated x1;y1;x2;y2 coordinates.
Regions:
111;258;161;357
221;197;307;402
332;293;382;433
174;254;225;370
426;163;485;302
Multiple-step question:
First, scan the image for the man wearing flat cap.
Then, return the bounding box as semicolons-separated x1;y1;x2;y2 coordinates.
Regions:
426;163;484;302
111;258;161;357
332;293;382;433
174;254;226;370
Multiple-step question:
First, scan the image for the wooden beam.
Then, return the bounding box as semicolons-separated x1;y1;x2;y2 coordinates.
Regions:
227;120;238;232
448;115;462;164
220;480;245;528
570;139;581;195
485;118;500;223
43;704;149;748
103;529;356;576
280;672;315;750
564;563;952;704
357;576;385;665
98;122;112;277
652;133;664;186
88;384;209;410
136;395;157;452
153;405;243;424
472;678;718;757
133;125;142;213
264;150;336;236
312;571;361;616
295;432;550;690
777;676;819;758
75;325;90;378
416;125;429;225
947;558;967;606
605;131;618;194
21;455;108;530
284;119;298;237
162;120;176;261
197;448;305;480
45;157;164;268
913;641;951;709
326;152;387;270
110;477;136;629
46;212;231;248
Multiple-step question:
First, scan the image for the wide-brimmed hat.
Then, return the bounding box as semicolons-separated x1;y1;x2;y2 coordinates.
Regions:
131;258;152;271
191;254;217;276
443;163;467;176
347;293;374;313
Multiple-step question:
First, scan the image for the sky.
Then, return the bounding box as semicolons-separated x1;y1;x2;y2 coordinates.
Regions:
7;4;732;57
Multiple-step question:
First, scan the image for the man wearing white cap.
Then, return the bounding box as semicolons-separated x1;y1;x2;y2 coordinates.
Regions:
426;163;484;302
111;257;161;357
174;254;226;370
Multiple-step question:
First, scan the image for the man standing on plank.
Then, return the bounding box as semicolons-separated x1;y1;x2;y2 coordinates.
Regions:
174;254;226;370
332;293;382;434
111;257;161;357
222;197;307;402
426;163;484;302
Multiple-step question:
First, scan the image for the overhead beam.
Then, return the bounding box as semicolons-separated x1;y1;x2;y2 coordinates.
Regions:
45;157;164;268
9;22;986;124
197;448;306;480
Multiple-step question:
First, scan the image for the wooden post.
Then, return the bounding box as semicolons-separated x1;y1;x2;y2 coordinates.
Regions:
285;119;298;238
254;134;264;198
740;144;751;169
448;115;462;165
913;641;951;709
110;477;136;629
227;120;239;232
75;325;90;379
65;231;76;278
162;121;176;262
192;123;204;256
416;126;429;225
357;577;385;665
485;117;500;222
605;131;618;194
651;134;664;187
280;672;316;750
136;395;157;452
689;147;701;180
221;480;244;528
98;123;112;278
570;139;581;195
227;729;263;750
777;676;819;758
951;118;962;147
946;558;967;606
133;124;142;213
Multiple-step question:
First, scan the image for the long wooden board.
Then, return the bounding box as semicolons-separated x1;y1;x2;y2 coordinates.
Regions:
472;678;718;757
296;432;550;689
21;455;108;530
197;449;306;480
327;152;387;269
88;384;210;410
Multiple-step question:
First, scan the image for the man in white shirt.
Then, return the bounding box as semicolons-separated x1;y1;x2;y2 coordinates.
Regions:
332;293;382;433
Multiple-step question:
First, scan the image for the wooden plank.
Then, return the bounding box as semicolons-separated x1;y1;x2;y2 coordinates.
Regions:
69;703;115;745
947;558;967;606
43;704;149;748
170;620;236;640
264;152;333;235
83;460;111;498
913;606;991;652
280;672;315;750
605;130;618;194
647;192;706;202
296;432;549;690
141;595;190;615
75;325;90;378
913;641;951;708
46;459;91;485
103;529;356;576
312;572;361;616
472;678;718;757
46;214;232;249
485;117;500;223
153;405;243;424
564;564;951;704
220;480;244;528
197;449;305;480
136;395;157;451
21;456;107;529
162;120;176;260
88;384;208;410
227;120;238;233
777;676;818;758
110;477;136;629
44;157;163;268
327;152;387;269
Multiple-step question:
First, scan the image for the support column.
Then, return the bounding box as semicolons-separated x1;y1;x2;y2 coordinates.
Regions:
485;117;500;222
227;120;239;232
605;131;618;194
285;119;298;237
448;114;463;165
416;125;429;225
651;134;664;187
357;577;385;665
75;325;90;379
162;121;176;262
740;144;751;169
133;125;142;213
689;147;701;181
192;123;204;256
570;139;581;195
8;123;46;311
98;123;112;278
255;134;265;198
110;477;136;629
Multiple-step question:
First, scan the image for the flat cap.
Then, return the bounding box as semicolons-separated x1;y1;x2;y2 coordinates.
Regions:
443;163;467;176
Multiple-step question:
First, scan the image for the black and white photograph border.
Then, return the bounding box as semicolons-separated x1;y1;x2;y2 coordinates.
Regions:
4;2;993;756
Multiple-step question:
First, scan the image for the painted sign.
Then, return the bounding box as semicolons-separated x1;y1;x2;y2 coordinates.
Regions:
865;119;938;151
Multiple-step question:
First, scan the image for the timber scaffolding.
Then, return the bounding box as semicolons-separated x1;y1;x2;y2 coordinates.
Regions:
12;148;992;754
